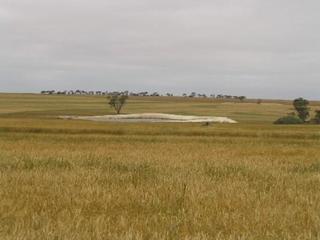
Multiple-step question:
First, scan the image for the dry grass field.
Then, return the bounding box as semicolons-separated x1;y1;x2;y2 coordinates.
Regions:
1;93;320;239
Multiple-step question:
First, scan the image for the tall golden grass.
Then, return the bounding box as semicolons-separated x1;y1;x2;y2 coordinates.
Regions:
0;94;320;239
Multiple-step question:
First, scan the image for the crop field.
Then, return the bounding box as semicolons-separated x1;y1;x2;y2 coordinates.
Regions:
0;93;320;240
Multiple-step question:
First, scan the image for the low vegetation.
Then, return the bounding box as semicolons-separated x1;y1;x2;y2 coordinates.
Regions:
0;94;320;239
273;115;303;124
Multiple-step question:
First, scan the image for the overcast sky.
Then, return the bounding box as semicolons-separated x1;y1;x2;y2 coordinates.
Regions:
1;0;319;99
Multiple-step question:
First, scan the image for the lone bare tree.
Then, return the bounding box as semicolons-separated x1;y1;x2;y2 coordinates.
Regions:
108;94;128;114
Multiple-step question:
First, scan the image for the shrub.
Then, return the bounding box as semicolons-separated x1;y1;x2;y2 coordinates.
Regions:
311;110;320;124
274;116;304;125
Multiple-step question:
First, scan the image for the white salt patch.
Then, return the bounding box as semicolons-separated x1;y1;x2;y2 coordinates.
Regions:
60;113;237;123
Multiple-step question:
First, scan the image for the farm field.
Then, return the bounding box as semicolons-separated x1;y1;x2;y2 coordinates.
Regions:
0;93;320;239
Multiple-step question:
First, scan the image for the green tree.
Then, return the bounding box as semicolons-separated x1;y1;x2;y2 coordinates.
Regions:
293;98;310;122
108;94;128;114
239;96;246;102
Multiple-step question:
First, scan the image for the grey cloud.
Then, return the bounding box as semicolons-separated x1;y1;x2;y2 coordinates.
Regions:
0;0;320;98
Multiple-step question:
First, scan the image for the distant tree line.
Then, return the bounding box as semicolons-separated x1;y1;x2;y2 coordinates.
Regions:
40;90;247;100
